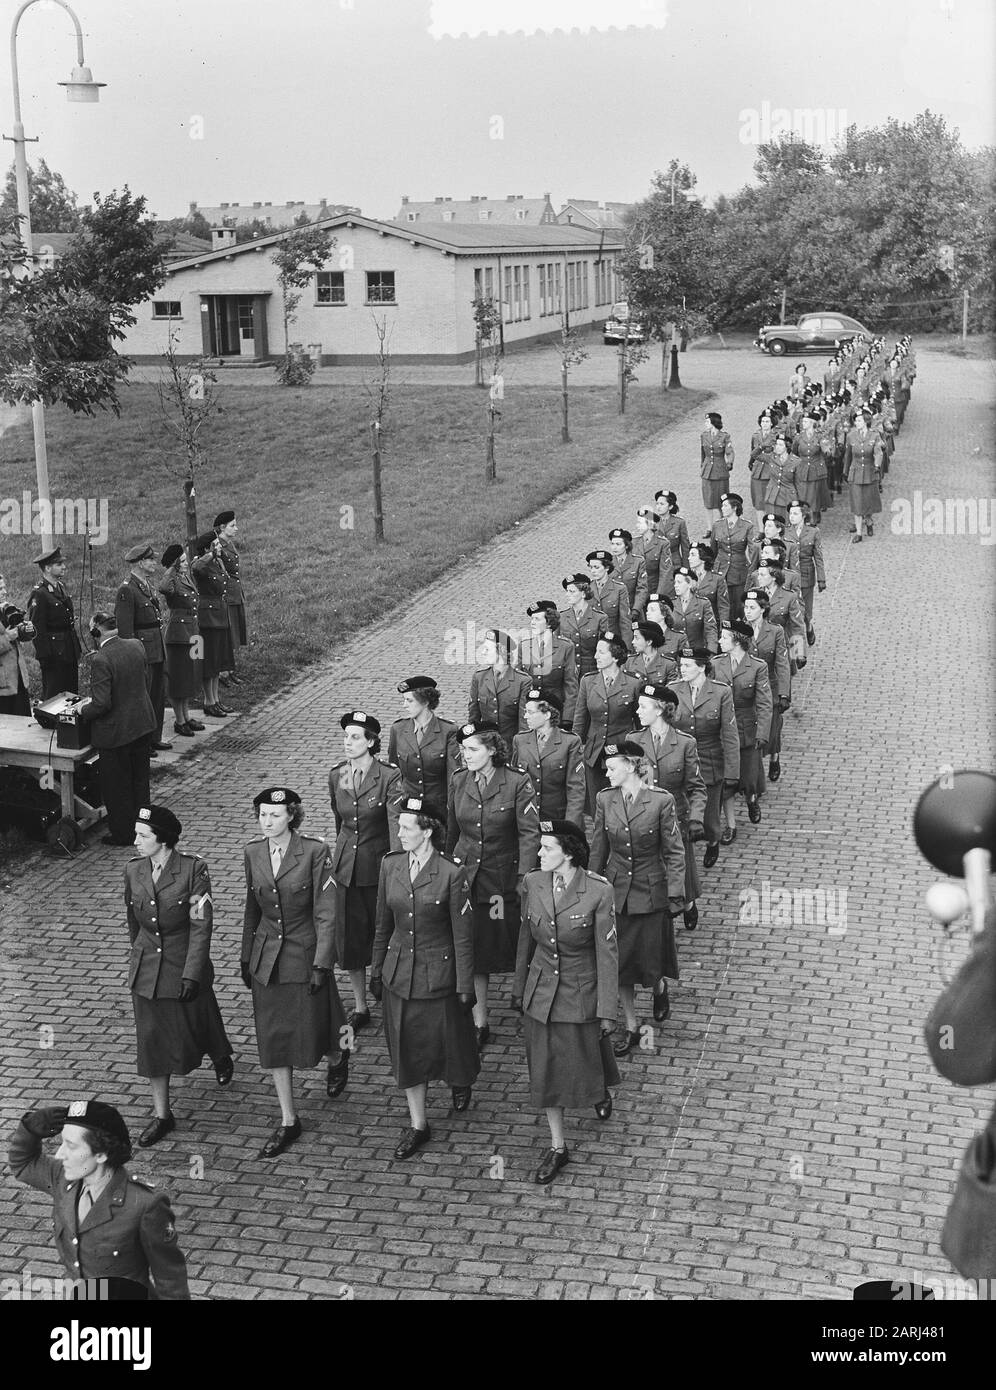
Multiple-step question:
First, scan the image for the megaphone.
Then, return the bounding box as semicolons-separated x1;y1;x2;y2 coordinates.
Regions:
914;770;996;937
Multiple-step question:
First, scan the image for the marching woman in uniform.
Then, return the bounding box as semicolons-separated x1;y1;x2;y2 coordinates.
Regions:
764;435;799;516
590;742;686;1051
672;567;719;654
653;491;690;578
608;528;649;622
389;676;460;811
329;711;402;1029
625;620;678;689
633;683;706;931
743;589;791;785
749;411;776;527
190;532;232;719
517;601;579;725
700;414;734;528
126;804;234;1148
513;820;619;1184
370;796;478;1161
787;501;826;646
468;628;531;743
712;622;772;835
586;551;633;651
670;647;741;870
559;574;608;682
645;595;687;662
792;413;831;525
158;544;204;739
843;405;883;542
687;541;730;630
710;492;754;620
512;689;586;825
634;507;669;597
572;634;642;816
242;787;351;1158
9;1099;189;1299
446;723;540;1047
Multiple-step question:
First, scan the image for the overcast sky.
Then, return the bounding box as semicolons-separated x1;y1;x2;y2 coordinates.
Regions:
3;0;993;222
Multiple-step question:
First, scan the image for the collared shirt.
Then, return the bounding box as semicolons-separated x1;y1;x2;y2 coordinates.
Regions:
688;678;706;705
476;765;495;789
409;847;432;881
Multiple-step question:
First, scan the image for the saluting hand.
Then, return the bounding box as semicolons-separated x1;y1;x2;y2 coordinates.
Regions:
22;1106;69;1138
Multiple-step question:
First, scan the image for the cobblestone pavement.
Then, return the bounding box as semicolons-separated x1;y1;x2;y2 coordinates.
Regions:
2;348;993;1301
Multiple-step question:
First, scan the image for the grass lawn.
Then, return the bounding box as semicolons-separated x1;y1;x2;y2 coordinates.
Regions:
0;377;710;717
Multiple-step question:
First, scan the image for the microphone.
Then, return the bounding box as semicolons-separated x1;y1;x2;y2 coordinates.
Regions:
914;770;996;937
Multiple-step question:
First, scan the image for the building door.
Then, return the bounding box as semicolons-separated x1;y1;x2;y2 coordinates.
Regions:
200;295;269;359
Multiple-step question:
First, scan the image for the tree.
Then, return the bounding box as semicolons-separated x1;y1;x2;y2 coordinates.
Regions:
472;295;503;480
557;313;588;442
235;218;277;245
154;331;223;546
270;224;337;385
362;314;393;542
58;188;169;324
1;157;81;231
157;209;212;243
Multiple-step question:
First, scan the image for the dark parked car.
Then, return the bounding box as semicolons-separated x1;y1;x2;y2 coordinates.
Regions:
754;313;872;356
603;301;645;345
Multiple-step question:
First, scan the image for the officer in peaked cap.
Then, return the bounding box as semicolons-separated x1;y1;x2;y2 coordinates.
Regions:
27;544;82;697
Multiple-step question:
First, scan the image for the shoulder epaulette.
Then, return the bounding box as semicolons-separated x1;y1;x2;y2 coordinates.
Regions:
299;833;327;843
246;835;267;845
586;871;610;884
383;848;406;859
129;1174;157;1191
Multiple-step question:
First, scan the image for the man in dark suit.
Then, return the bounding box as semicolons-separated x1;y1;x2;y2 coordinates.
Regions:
81;613;157;846
116;542;170;752
26;546;82;697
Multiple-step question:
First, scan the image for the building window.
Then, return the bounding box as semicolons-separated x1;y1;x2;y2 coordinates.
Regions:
442;210;454;221
366;271;396;304
580;261;589;309
522;265;530;320
503;265;513;323
316;271;346;304
474;267;483;299
237;297;255;338
478;209;492;222
515;208;527;221
406;211;419;222
152;301;182;319
554;262;563;315
484;266;494;299
538;264;547;317
512;265;521;321
566;262;576;312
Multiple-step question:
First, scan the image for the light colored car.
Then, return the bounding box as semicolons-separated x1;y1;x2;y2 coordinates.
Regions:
603;301;645;345
754;312;872;356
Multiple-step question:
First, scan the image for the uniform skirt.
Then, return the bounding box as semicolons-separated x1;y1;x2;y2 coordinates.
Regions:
701;476;729;510
679;819;702;901
618;906;679;986
800;473;832;512
738;745;765;798
200;626;233;681
750;472;770;510
471;890;520;974
251;974;346;1069
848;479;882;516
523;1015;620;1109
132;988;231;1077
334;883;378;969
164;641;201;702
229;600;247;650
383;988;480;1090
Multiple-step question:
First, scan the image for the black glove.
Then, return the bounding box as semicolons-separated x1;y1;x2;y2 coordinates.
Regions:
778;695;791;712
756;741;768;757
369;973;383;1002
818;583;826;593
22;1106;68;1139
687;819;705;842
796;655;807;669
178;978;200;1003
599;1019;615;1037
723;780;740;798
667;898;685;917
457;992;476;1017
240;960;253;990
308;967;329;996
510;996;523;1015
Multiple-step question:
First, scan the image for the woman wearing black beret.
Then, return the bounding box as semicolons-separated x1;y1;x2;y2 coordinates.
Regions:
388;676;460;812
190;532;233;718
158;544;204;738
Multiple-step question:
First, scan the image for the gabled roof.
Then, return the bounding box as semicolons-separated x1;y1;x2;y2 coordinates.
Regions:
192;201;359;229
557;200;633;231
396;195;556;225
29;229;211;262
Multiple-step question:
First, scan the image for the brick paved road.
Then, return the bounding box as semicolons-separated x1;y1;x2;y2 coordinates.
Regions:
2;347;993;1300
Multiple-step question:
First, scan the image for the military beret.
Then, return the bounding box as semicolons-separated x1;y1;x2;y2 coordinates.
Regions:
728;619;754;644
762;513;786;528
608;528;632;544
743;588;769;608
690;541;715;560
136;804;182;840
680;646;711;665
604;740;645;760
654;490;679;508
636;621;665;646
397;675;437;693
34;546;64;567
194;531;218;556
63;1099;130;1147
636;507;661;522
640;681;677;705
525;688;562;713
399;795;445;822
647;592;674;612
561;573;590;589
253;786;301;807
585;549;612;567
673;566;696;582
213;510;236;527
526;600;557;616
457;721;500;742
160;543;184;569
483;628;515;653
340;710;381;736
539;819;588;845
125;542;155;563
721;493;744;508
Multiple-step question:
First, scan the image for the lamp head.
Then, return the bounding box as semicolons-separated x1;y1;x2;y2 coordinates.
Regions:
59;65;105;103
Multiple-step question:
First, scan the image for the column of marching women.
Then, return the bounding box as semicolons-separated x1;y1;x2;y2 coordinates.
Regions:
8;338;917;1297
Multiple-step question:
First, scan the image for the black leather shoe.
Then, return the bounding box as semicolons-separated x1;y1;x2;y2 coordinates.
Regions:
347;1009;370;1033
594;1094;612;1121
867;522;874;536
683;903;699;931
260;1118;301;1158
138;1113;175;1148
219;674;231;687
768;758;781;783
720;825;736;845
173;722;195;738
806;626;816;647
394;1125;431;1160
326;1050;349;1098
613;1028;641;1058
748;798;762;825
475;1025;490;1050
151;741;173;752
535;1146;570;1184
451;1086;472;1113
186;719;206;731
228;673;246;686
703;841;720;869
653;983;671;1022
215;702;233;715
214;1056;234;1087
851;534;863;544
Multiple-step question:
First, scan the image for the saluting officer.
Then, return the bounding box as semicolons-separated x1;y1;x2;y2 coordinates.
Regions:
115;542;170;753
516;601;579;726
512;689;586;824
586;550;633;651
572;633;642;815
670;647;740;869
468;628;531;743
27;545;81;697
213;509;247;688
559;573;608;682
743;589;791;785
712;621;773;834
388;676;460;811
608;529;649;621
9;1099;189;1299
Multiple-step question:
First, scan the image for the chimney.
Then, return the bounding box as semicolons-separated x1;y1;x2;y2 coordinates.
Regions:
506;194;515;201
434;196;444;203
210;226;237;249
253;201;262;208
189;201;198;213
232;202;240;207
286;200;295;207
220;202;229;209
265;201;272;207
401;195;409;204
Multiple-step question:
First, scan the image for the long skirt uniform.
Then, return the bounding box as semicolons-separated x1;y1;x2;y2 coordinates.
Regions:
843;427;883;518
514;867;620;1109
371;847;479;1090
191;551;233;680
329;753;402;969
446;757;540;973
242;830;346;1068
633;715;706;903
710;648;773;800
126;843;232;1077
159;564;201;702
590;784;685;987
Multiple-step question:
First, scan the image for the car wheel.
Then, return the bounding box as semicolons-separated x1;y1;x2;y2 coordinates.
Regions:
767;339;788;356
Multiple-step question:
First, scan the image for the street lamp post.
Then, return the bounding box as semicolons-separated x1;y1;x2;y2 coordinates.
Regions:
5;0;104;551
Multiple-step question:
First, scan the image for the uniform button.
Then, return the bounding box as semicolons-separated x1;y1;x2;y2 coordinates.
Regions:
156;947;161;953
113;1250;119;1256
72;1237;78;1245
74;1261;80;1268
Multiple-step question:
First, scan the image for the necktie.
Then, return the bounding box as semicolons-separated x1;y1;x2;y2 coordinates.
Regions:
690;684;698;708
476;772;487;791
653;733;662;754
415;723;425;745
271;843;283;874
604;675;613;690
151;861;163;883
352;766;363;792
409;853;420;882
731;656;741;673
537;731;548;748
554;873;565;898
78;1187;93;1222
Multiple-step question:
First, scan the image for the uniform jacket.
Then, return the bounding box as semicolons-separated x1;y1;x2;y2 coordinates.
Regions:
710;653;773;747
515;635;579;725
590;784;686;912
27;579;82;666
371;849;473;999
558;604;607;680
388;715;460;807
693;571;730;627
242;831;336;984
632;724;706;823
656;513;690;570
511;727;586;824
8;1123;189;1298
125;850;213;998
748;429;776;482
624;648;678;689
843;428;882;482
613;554;649;620
637;532;670;595
763;585;807;650
700;428;733;480
590;576;633;650
468;665;532;743
669;678;741;784
764;456;799;509
217;535;245;607
792;431;828;482
445;765;539;899
328;758;402;886
788;524;826;589
158;570;200;646
710;517;755;586
86;637;157;749
748;620;791;700
572;669;641;765
745;565;802;595
115;574;165;665
514;869;618;1024
190;554;229;630
674;593;719;653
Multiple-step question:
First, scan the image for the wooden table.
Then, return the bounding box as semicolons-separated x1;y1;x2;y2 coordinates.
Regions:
0;714;104;831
